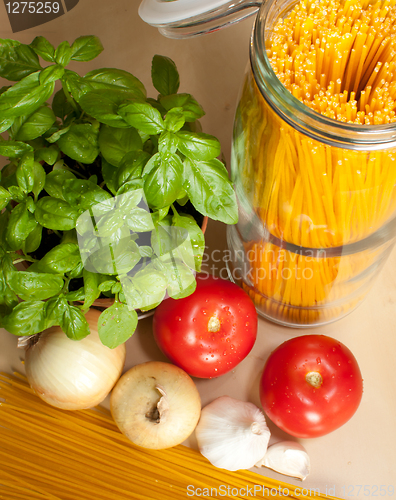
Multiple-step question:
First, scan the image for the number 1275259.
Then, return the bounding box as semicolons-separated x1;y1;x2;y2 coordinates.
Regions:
5;2;61;14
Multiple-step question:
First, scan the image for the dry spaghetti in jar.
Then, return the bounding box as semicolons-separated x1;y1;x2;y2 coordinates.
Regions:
228;0;396;326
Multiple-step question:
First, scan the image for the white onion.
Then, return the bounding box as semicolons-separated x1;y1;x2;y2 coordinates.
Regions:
111;361;201;450
25;309;126;410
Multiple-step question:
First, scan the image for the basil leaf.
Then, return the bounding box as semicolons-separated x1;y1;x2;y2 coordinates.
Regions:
101;158;117;195
95;211;125;236
0;140;34;159
71;36;104;62
0;40;41;81
0;270;18;310
6;271;63;301
52;88;74;119
29;243;81;274
146;97;167;116
64;288;85;301
30;37;55;62
16;152;34;193
151;55;180;96
0;186;11;210
39;64;64;86
35;197;79;230
6;203;38;250
118;101;165;135
44;295;67;328
125;207;155;232
82;234;141;275
84;68;146;100
115;189;143;215
7;185;25;202
26;197;35;213
0;212;10;249
98;302;138;348
68;261;84;280
44;169;76;199
0;118;14;133
121;264;167;311
157;255;196;299
116;179;144;196
0;255;18;308
0;71;55;119
63;69;94;103
116;150;150;190
31;162;46;200
183;158;238;224
98;125;143;167
56;123;99;164
177;131;221;161
160;93;205;122
55;41;72;67
35;145;59;165
60;304;90;341
158;130;179;154
14;106;56;141
21;224;42;254
82;269;101;311
143;152;183;209
62;179;112;210
46;123;72;143
173;213;205;271
151;216;174;257
79;89;131;128
164;107;185;132
98;279;116;293
2;300;46;336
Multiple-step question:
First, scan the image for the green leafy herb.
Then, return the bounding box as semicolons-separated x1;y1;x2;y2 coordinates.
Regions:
98;301;138;348
151;55;180;96
183;158;238;224
0;35;238;349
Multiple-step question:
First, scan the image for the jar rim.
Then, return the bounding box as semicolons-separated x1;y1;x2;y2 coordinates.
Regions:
250;0;396;150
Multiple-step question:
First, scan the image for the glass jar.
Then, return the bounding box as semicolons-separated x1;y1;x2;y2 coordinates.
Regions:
227;0;396;326
140;0;396;327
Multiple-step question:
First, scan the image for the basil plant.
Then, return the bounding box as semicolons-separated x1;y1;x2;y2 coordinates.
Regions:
0;36;238;348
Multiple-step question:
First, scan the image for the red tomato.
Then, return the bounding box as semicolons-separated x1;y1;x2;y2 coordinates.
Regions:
260;335;363;438
153;274;257;378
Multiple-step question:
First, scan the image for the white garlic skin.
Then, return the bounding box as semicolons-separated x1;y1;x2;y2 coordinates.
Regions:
195;395;271;471
255;441;311;481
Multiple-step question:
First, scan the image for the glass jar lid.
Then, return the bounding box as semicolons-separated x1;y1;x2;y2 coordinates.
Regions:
138;0;261;38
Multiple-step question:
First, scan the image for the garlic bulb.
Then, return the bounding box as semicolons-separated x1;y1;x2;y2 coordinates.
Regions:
255;441;311;481
195;396;271;471
25;309;126;410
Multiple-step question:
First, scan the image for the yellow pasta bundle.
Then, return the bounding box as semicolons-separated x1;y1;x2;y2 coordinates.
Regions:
0;372;339;500
269;0;396;124
235;0;396;325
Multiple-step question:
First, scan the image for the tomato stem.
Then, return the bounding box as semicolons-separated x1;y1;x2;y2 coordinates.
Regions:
305;371;323;388
207;316;221;333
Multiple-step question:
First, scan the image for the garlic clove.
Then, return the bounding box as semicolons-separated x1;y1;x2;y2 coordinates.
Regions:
255;441;310;481
195;396;271;471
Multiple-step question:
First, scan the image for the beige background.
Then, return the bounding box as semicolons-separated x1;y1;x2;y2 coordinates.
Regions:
1;1;396;497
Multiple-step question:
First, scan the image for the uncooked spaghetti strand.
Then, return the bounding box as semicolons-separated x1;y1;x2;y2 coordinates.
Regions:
0;407;199;497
